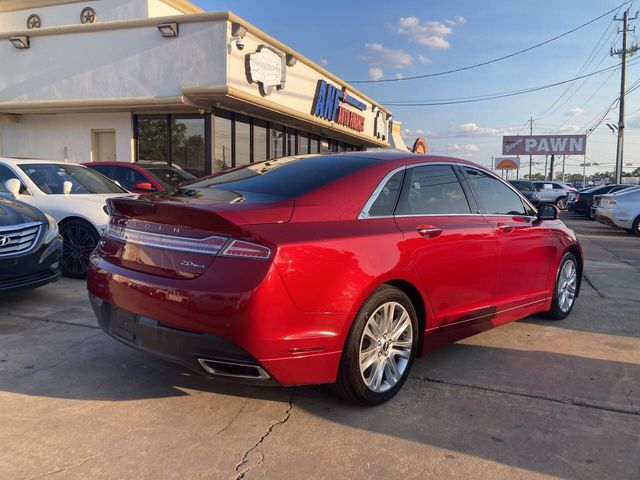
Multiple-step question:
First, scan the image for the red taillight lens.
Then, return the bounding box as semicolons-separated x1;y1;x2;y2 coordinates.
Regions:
221;240;271;260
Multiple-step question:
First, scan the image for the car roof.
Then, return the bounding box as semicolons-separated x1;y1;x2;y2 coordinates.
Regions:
1;157;84;166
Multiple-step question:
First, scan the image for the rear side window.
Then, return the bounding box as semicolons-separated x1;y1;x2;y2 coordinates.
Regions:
366;170;404;217
111;166;148;191
396;165;471;215
187;155;381;199
464;168;528;216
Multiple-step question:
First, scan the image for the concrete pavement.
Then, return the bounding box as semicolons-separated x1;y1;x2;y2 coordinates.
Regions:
0;215;638;479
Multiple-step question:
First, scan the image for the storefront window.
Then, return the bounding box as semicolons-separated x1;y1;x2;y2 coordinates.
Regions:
137;116;169;163
171;117;205;177
299;131;310;155
235;114;251;166
214;111;232;172
286;128;296;156
310;135;319;154
254;119;267;163
270;124;284;159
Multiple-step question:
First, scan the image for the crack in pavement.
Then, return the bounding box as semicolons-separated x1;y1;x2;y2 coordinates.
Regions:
581;273;604;298
26;447;115;479
1;313;100;330
411;376;640;416
231;392;294;480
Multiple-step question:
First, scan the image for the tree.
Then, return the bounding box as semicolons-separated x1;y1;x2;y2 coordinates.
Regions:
524;173;544;180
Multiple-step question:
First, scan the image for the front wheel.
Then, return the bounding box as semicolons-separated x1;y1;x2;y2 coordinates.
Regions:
334;285;419;406
60;219;100;279
631;216;640;236
544;252;578;320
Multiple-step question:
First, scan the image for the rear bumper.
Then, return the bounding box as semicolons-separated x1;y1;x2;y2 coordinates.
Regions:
90;294;276;384
87;253;346;386
0;237;62;296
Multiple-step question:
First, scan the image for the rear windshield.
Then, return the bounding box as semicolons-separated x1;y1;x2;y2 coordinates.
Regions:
185;154;381;199
145;167;195;187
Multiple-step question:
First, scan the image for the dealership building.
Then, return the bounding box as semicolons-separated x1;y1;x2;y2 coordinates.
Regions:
0;0;406;177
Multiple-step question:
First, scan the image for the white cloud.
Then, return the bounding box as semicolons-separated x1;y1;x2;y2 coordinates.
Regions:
401;127;429;139
318;58;329;67
446;122;522;138
368;67;384;81
418;54;431;65
439;143;480;156
394;16;464;49
360;43;413;68
557;124;581;134
394;72;405;79
565;107;585;118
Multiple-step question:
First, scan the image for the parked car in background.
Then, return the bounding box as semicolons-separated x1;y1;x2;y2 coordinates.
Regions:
0;193;62;295
83;161;196;194
88;153;582;405
532;181;577;210
596;187;640;235
508;180;541;207
590;185;638;219
0;158;127;278
570;184;635;217
566;187;591;210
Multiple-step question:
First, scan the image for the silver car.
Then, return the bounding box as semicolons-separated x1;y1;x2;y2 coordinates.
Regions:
533;181;577;210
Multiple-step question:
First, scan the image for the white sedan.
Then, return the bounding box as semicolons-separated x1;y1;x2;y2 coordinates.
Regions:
0;157;128;277
595;186;640;235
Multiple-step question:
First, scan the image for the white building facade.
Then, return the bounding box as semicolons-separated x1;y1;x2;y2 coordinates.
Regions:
0;0;402;177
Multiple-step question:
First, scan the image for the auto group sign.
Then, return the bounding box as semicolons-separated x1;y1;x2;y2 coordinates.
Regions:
502;135;587;155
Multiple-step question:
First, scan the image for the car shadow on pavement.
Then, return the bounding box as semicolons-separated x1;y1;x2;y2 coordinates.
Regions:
1;328;640;478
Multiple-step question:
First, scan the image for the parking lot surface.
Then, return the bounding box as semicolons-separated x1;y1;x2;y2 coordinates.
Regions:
1;214;639;480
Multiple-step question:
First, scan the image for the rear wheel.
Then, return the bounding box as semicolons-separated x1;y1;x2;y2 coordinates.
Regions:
60;219;100;278
555;197;567;210
544;252;578;320
334;285;418;406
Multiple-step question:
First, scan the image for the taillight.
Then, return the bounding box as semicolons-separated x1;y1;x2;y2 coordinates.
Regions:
104;222;228;255
221;240;271;260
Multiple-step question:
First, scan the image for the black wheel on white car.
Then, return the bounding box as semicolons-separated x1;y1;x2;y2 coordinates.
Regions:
544;252;578;320
334;285;418;406
555;197;567;210
60;219;100;279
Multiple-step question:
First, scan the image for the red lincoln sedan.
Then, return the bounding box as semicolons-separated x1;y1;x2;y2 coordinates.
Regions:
87;153;582;405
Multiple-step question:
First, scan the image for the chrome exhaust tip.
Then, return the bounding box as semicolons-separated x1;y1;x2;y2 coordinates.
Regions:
197;358;271;380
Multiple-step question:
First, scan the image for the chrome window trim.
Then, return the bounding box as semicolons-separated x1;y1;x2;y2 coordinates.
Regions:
359;161;539;220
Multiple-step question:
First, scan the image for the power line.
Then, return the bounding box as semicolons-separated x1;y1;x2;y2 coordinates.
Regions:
349;0;634;84
381;60;639;106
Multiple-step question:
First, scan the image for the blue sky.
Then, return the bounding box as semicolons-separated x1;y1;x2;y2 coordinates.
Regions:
193;0;640;176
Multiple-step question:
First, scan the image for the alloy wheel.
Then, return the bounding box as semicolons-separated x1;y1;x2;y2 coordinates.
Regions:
557;258;577;313
359;301;413;393
61;224;97;276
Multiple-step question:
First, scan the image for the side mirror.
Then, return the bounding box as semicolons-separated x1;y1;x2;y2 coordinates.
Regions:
132;181;156;192
63;181;73;195
4;178;22;198
537;203;559;221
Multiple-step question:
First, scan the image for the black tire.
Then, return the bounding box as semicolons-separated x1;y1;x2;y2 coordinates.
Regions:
333;285;419;406
555;197;567;210
544;252;579;320
632;216;640;237
60;219;100;279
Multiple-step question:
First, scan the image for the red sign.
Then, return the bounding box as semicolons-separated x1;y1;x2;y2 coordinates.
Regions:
336;106;364;132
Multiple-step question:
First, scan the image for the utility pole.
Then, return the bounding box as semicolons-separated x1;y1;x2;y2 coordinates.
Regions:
562;155;566;182
549;154;555;180
529;117;533;179
611;9;640;183
544;155;548;180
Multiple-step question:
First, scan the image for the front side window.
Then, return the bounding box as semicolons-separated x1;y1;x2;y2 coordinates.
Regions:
396;165;470;215
111;166;148;191
19;164;126;194
464;168;528;216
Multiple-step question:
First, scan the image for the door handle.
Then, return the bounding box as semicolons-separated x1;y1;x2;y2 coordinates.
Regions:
496;222;514;233
416;224;443;239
